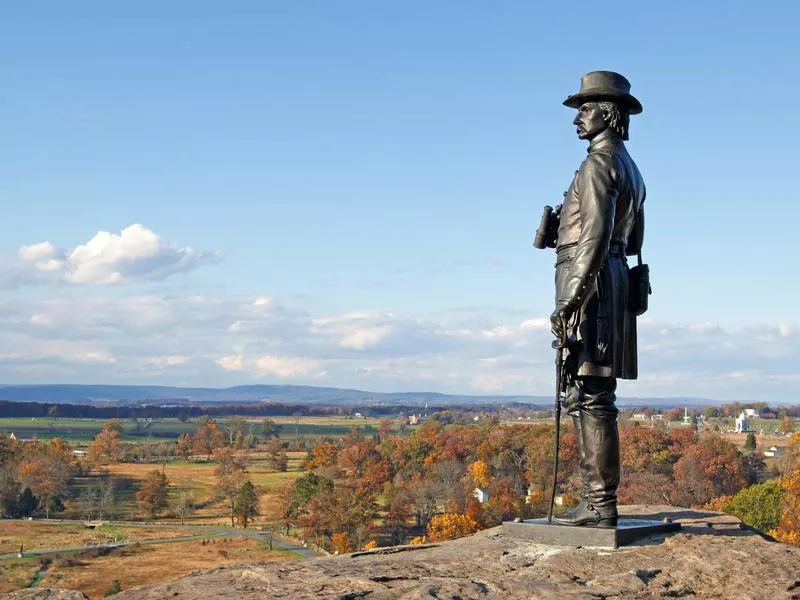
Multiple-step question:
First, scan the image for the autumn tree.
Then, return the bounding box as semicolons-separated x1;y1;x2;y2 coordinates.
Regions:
214;447;249;526
136;470;169;517
671;434;746;506
781;416;796;435
192;417;227;459
331;531;353;553
88;424;122;465
16;438;73;517
299;482;377;550
175;433;193;459
772;433;800;545
306;441;337;471
264;438;289;472
233;480;260;528
426;513;479;542
467;460;491;488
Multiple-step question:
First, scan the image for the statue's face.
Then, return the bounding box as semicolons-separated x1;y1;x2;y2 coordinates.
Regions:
573;102;608;140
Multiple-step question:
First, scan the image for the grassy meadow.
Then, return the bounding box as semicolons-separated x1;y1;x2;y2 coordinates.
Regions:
0;537;300;598
0;415;381;444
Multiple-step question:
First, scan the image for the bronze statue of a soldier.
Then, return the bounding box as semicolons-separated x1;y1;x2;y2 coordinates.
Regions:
535;71;646;527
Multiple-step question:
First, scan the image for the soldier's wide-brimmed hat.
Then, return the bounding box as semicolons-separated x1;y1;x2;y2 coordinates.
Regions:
563;71;642;115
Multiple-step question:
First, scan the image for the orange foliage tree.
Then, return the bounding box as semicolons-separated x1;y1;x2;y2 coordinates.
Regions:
331;531;353;553
136;470;169;517
87;422;122;465
772;433;800;545
426;513;479;542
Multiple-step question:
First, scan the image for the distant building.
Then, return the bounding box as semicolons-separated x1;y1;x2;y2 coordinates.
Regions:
764;446;785;457
735;412;751;433
683;408;694;426
72;450;86;457
8;432;16;441
744;409;759;418
473;487;489;504
632;413;648;421
408;415;419;426
650;414;664;421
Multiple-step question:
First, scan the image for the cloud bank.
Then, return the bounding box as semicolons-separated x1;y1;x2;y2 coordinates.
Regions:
0;291;797;401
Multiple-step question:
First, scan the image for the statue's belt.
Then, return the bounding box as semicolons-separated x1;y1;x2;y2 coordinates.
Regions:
555;241;626;267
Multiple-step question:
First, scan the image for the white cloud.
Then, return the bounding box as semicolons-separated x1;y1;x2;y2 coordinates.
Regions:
0;290;799;401
217;354;326;378
8;224;220;286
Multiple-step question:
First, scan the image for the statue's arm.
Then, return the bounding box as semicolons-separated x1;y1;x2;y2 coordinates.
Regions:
560;154;617;309
627;193;645;256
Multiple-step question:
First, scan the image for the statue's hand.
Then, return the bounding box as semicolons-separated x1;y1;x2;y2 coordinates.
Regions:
550;303;575;346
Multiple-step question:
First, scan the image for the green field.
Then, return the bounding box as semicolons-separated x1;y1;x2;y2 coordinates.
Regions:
0;416;380;443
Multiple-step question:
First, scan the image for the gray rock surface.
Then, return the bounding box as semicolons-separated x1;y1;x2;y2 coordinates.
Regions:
4;507;800;600
1;590;89;600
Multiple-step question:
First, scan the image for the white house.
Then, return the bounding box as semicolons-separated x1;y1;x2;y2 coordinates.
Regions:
632;413;648;421
473;487;489;504
744;409;759;418
764;446;785;457
651;414;664;421
735;411;751;433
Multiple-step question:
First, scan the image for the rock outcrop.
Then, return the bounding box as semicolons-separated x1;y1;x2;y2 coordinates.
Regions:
4;506;800;600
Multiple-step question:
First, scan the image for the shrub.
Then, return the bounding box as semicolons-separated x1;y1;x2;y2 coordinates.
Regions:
104;579;122;596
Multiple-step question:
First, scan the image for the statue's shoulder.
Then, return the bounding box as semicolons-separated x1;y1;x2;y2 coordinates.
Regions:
579;150;616;176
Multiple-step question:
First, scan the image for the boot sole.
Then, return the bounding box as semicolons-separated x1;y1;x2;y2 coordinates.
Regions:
552;517;618;528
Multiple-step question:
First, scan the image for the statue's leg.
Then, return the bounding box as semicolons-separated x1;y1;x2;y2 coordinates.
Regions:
555;376;619;527
579;376;619;520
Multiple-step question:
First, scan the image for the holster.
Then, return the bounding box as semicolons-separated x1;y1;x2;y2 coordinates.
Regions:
628;252;651;316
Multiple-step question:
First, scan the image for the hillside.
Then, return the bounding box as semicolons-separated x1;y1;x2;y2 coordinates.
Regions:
7;506;799;600
0;384;712;408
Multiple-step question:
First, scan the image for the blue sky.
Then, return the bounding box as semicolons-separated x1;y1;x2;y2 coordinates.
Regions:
0;1;798;401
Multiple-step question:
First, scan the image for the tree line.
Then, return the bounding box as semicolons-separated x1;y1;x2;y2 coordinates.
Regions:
270;416;798;552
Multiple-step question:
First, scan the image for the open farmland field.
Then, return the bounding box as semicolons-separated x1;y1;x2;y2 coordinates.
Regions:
22;538;299;598
65;458;304;523
0;415;382;443
0;521;214;555
0;417;196;443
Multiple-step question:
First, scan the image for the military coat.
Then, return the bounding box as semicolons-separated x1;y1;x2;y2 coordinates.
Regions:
555;131;646;380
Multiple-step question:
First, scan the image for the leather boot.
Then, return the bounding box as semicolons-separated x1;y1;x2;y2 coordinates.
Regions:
555;414;587;522
554;377;620;528
553;499;617;527
581;409;620;515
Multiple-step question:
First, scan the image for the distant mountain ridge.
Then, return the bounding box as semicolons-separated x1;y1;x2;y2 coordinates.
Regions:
0;383;715;408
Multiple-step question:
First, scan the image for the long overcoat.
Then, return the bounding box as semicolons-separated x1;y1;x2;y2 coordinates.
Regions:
555;132;646;380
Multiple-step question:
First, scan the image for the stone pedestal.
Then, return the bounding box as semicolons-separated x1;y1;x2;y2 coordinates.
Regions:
502;518;681;549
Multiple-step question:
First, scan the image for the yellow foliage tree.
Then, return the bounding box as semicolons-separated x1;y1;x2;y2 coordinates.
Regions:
467;460;491;488
409;535;427;545
771;433;800;545
331;531;353;554
426;513;479;542
363;539;379;550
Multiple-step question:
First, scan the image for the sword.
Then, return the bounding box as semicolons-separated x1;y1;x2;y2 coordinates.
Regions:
547;317;569;524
